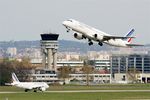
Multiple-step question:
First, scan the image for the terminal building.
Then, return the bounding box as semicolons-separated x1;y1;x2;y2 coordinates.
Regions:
31;48;150;84
87;51;111;71
111;53;150;83
111;54;150;74
31;60;111;84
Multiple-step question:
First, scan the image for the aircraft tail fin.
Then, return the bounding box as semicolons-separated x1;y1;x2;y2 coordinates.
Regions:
124;29;135;43
12;73;20;83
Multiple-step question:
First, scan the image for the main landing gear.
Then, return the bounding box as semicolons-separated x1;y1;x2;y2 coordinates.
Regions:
88;42;93;46
25;89;29;92
88;39;93;46
98;42;103;46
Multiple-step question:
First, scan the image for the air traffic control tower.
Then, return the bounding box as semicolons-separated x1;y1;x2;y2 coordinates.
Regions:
40;33;59;72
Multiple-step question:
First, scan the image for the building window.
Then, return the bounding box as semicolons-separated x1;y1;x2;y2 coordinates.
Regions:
122;75;125;81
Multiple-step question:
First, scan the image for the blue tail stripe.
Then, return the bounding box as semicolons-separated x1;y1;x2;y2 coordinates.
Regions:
126;29;135;37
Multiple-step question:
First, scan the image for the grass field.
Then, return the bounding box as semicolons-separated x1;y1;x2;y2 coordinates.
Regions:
1;84;150;100
1;92;150;100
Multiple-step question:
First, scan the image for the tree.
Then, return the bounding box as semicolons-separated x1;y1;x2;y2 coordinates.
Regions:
82;63;94;85
15;57;34;82
0;59;14;85
126;67;140;83
0;58;35;85
58;66;71;85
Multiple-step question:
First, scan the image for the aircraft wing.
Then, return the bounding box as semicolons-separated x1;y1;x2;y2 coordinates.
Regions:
102;36;135;41
126;44;144;47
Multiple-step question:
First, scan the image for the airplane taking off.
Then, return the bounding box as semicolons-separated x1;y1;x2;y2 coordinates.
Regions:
62;19;143;47
10;73;49;92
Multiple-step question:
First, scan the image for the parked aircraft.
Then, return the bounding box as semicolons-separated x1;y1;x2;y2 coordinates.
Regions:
11;73;49;92
62;19;143;47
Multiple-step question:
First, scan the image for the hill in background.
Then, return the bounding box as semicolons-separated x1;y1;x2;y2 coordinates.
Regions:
0;40;114;53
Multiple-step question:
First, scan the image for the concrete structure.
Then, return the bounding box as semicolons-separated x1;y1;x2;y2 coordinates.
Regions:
57;61;84;67
138;73;150;83
57;52;80;61
31;59;111;84
89;60;110;71
69;74;111;84
88;51;111;71
114;73;150;83
32;70;59;84
114;73;128;84
40;33;59;71
31;60;84;70
111;53;150;83
111;53;150;75
32;72;111;84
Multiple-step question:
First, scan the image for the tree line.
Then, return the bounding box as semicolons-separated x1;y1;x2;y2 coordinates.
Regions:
0;58;34;86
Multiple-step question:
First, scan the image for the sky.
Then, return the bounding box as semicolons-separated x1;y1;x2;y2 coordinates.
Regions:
0;0;149;44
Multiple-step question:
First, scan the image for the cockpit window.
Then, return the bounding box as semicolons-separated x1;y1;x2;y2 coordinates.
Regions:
67;19;73;22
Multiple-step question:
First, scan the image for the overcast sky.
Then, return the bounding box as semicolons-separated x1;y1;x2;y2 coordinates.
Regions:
0;0;149;44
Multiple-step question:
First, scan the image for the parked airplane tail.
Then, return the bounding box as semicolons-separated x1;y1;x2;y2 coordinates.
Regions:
124;29;135;43
12;73;20;83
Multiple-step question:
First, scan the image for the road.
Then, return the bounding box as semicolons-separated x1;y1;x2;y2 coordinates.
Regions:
1;90;150;93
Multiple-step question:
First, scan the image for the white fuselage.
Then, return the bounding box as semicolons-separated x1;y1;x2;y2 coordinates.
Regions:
63;19;128;47
13;82;49;91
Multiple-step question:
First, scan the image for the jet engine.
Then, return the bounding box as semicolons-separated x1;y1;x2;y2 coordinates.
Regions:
94;34;98;38
74;33;83;40
40;87;46;91
94;34;104;40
